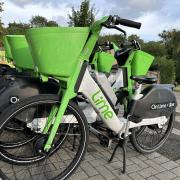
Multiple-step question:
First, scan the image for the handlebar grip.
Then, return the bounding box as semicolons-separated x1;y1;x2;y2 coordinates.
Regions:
113;16;141;29
119;18;141;29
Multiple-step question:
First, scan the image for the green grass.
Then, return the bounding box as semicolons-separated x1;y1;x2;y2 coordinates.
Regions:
174;85;180;92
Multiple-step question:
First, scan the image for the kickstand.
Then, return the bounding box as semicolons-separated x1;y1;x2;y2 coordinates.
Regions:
109;137;128;174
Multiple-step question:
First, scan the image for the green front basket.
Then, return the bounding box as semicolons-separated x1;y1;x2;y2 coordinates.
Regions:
6;35;34;70
3;36;13;61
131;50;154;76
25;27;90;78
97;52;115;73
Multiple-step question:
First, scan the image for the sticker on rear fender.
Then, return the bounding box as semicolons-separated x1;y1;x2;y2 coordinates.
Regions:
151;102;176;110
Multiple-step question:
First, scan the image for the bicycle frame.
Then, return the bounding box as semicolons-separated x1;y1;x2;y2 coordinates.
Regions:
42;16;167;152
79;67;167;132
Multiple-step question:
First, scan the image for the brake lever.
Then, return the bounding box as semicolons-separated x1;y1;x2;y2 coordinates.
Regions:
102;23;126;36
131;40;141;50
136;41;141;50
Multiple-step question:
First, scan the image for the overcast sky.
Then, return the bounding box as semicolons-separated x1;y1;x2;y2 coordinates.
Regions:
2;0;180;41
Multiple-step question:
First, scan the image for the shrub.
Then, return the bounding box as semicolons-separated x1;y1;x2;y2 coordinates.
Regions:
156;57;175;84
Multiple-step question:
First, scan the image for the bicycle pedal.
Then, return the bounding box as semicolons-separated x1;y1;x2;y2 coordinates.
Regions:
100;136;111;148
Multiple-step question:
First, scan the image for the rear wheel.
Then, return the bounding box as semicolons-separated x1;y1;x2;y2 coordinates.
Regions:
130;112;175;154
0;94;89;180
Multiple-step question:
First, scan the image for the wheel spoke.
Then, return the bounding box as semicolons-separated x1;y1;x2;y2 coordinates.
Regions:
0;95;88;180
131;113;174;153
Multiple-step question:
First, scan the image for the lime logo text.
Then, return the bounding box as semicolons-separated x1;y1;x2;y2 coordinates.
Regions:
92;90;113;120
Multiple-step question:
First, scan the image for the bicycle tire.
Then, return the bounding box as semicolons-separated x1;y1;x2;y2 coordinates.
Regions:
0;94;89;180
130;112;175;154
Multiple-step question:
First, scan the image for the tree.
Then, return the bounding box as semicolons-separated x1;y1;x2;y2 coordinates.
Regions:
30;16;47;27
30;15;58;27
142;41;166;57
170;31;180;83
142;41;166;71
156;56;175;83
6;16;58;35
46;20;58;27
6;22;30;35
0;2;6;42
159;30;176;59
159;29;180;83
128;34;144;45
99;34;124;47
68;0;95;27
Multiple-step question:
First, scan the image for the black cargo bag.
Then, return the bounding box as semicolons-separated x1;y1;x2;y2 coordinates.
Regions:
0;75;58;112
128;84;177;123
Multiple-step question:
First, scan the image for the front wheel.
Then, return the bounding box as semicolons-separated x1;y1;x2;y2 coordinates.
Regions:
130;112;175;154
0;94;89;180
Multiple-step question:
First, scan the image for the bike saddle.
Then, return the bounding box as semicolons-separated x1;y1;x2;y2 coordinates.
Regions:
131;75;157;84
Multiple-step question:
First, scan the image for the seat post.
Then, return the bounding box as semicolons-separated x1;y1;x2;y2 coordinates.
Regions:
131;83;143;100
134;83;142;95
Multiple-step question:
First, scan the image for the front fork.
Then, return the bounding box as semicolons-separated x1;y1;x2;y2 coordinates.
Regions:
41;60;84;152
43;88;73;152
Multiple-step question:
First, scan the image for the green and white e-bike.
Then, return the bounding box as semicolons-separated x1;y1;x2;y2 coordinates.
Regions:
0;15;177;180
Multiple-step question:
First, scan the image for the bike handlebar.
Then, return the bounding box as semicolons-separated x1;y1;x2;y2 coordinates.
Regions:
121;41;133;48
112;15;141;29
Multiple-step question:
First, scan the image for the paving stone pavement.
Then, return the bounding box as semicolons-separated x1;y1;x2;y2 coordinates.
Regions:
69;134;180;180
